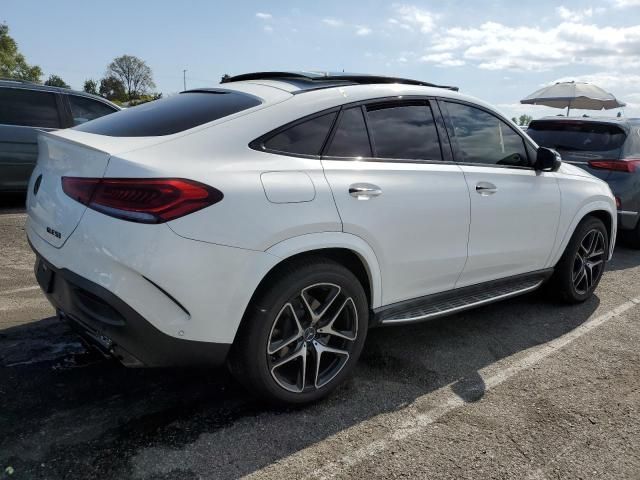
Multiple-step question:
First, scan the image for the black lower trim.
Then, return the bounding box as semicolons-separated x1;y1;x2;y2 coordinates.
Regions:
372;269;554;326
31;247;230;367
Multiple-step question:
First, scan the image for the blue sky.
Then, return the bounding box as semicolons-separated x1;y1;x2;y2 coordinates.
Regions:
4;0;640;119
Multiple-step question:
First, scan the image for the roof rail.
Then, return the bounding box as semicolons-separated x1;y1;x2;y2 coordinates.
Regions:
221;71;459;91
0;77;37;85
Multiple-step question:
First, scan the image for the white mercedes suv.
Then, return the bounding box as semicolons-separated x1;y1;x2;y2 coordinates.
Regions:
26;72;616;404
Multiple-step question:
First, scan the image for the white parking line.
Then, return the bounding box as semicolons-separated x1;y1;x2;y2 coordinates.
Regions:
0;286;40;296
309;296;640;479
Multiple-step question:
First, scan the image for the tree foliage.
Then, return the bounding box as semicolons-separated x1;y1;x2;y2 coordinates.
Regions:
83;79;98;95
106;54;155;100
512;114;533;126
221;73;231;83
0;23;42;82
44;74;69;88
127;92;163;106
99;76;127;102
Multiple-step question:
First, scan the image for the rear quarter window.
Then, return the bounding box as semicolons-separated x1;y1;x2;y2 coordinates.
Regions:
263;112;337;156
74;91;261;137
68;95;118;126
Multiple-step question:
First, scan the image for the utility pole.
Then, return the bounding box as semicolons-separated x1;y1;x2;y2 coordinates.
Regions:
183;69;187;91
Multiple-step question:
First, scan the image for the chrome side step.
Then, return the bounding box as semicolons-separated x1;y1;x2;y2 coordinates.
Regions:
375;270;552;326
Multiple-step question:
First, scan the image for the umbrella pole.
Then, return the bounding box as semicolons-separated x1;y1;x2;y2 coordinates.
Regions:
567;100;571;117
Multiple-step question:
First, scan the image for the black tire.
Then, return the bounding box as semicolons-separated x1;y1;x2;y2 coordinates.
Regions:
549;216;609;304
229;257;369;405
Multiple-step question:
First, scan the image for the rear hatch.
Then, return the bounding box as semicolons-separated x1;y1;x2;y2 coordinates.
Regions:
26;88;272;248
26;130;160;248
527;120;627;180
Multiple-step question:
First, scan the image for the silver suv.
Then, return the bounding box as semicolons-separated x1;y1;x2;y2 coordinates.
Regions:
0;79;119;192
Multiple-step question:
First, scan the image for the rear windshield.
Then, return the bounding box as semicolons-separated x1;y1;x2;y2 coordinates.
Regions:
74;91;261;137
528;121;626;153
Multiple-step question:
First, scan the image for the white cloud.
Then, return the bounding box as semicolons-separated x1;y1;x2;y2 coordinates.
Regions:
612;0;640;7
556;6;593;21
263;25;273;33
392;4;436;33
420;52;465;67
387;17;413;31
322;18;373;37
428;21;640;71
255;12;272;20
322;18;344;27
550;72;640;93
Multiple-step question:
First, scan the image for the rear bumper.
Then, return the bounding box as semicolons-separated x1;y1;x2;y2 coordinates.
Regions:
618;210;639;231
33;250;231;367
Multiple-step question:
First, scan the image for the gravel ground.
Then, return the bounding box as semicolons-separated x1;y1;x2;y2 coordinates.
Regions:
1;198;639;480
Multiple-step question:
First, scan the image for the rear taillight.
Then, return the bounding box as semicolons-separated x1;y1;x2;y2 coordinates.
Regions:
61;177;223;223
588;159;640;173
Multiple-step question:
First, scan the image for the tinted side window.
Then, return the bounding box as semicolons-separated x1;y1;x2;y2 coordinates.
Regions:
68;95;117;126
445;102;529;167
366;102;442;160
0;87;61;128
264;112;337;155
75;91;261;137
325;107;372;158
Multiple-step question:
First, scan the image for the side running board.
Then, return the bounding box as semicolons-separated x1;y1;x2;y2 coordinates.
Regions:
374;269;553;326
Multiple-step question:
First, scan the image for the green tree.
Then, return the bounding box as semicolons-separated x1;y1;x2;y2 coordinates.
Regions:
99;76;126;102
518;114;533;126
127;92;163;106
44;74;69;88
83;79;98;95
0;23;42;82
512;114;533;126
106;54;155;100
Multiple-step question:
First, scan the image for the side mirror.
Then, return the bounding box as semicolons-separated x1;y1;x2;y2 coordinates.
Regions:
535;147;562;172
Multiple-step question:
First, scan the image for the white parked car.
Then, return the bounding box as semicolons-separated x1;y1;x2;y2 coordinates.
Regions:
26;72;616;404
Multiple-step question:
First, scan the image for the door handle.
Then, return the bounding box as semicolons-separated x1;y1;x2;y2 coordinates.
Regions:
349;183;382;200
475;182;497;196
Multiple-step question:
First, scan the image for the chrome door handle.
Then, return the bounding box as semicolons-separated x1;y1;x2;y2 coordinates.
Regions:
475;182;497;196
349;183;382;199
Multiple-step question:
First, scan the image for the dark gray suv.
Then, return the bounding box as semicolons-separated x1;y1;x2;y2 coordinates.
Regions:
0;79;119;192
528;117;640;247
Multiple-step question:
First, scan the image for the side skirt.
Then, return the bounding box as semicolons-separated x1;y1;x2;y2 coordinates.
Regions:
373;269;554;327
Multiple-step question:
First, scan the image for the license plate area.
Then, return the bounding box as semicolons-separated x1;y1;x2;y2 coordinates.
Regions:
35;258;55;293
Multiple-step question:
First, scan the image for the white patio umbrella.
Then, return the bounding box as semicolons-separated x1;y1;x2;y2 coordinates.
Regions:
520;81;625;116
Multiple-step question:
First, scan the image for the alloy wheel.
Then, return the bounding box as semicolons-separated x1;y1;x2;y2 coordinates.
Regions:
572;229;606;295
266;283;358;393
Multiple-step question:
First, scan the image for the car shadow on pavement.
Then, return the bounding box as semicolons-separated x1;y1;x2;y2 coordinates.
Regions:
0;193;27;213
0;287;602;479
607;244;640;271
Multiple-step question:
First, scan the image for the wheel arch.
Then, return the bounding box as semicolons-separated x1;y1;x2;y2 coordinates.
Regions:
263;232;383;309
231;232;383;346
550;201;616;267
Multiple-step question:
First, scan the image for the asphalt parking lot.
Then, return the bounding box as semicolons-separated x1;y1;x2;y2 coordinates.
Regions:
1;196;639;480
